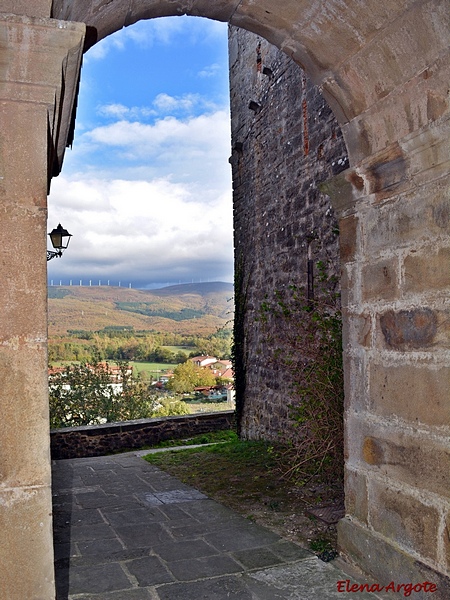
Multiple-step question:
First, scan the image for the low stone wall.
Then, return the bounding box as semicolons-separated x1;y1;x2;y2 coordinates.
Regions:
51;411;236;459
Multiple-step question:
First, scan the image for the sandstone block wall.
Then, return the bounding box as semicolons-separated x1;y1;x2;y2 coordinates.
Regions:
229;26;347;440
229;24;450;594
332;132;450;591
0;13;85;599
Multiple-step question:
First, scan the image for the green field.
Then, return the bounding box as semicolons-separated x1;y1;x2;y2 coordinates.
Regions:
130;361;178;377
51;360;178;376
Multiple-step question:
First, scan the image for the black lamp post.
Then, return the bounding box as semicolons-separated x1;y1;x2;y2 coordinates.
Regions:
47;223;72;261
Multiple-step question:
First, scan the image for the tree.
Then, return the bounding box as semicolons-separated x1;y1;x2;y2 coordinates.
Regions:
166;361;216;393
152;398;190;417
49;360;159;428
174;351;188;364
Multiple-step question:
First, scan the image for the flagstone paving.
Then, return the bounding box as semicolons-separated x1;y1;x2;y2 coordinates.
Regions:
52;453;390;599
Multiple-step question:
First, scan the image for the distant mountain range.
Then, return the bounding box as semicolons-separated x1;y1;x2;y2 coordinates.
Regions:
48;281;234;336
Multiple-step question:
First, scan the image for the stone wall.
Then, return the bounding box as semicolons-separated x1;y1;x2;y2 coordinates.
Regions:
229;26;348;440
331;124;450;594
2;4;449;596
229;25;450;593
51;411;236;459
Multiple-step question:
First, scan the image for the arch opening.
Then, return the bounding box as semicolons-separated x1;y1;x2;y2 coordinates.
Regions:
1;2;450;596
48;15;350;579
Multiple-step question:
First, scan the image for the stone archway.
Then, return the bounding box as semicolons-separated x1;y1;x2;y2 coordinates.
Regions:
0;1;449;597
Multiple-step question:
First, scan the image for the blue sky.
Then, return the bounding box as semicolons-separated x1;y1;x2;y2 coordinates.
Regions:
47;17;233;289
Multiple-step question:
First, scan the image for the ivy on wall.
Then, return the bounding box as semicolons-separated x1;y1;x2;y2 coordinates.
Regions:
257;262;344;482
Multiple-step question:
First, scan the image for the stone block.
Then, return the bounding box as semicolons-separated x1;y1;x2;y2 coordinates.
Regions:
127;0;188;25
0;102;48;200
0;486;54;600
361;143;409;199
361;436;385;467
379;307;436;350
61;563;133;595
0;345;51;489
0;214;48;340
377;307;450;351
361;174;450;254
0;1;51;18
321;168;364;216
404;247;450;294
343;311;372;350
405;110;450;187
368;361;450;428
339;215;358;263
190;0;242;21
361;257;398;302
343;352;368;414
340;263;357;308
344;467;368;525
347;415;450;499
338;517;450;600
369;480;440;563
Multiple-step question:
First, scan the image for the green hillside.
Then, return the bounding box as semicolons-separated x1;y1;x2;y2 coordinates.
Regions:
48;282;234;336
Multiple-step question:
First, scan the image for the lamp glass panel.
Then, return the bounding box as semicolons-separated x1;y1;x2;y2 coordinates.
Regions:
50;230;63;249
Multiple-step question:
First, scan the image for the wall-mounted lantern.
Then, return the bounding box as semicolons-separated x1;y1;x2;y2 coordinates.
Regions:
47;223;72;261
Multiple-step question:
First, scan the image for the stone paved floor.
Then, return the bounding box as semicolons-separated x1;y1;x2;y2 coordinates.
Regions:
52;453;387;599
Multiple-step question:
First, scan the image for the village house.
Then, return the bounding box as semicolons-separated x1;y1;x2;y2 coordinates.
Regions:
189;355;217;368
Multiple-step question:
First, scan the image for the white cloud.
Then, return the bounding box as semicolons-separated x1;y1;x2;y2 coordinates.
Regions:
86;110;230;154
97;94;220;121
97;103;130;119
198;63;221;78
48;107;233;286
47;176;233;285
97;103;157;120
153;93;200;113
67;109;232;193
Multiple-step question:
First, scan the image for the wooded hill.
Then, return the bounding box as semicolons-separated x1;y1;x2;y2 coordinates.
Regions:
48;282;234;336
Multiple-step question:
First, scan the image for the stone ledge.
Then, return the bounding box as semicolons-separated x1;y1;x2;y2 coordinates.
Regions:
50;411;236;460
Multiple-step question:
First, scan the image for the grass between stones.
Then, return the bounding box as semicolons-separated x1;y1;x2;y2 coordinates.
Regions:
144;433;343;556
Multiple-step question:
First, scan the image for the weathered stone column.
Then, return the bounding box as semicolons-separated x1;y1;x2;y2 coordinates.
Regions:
325;113;450;595
0;14;84;599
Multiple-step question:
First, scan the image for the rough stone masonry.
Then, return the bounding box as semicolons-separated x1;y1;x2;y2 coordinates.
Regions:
228;26;348;439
